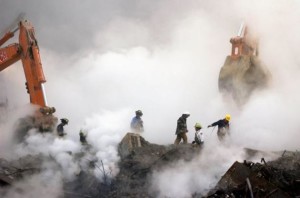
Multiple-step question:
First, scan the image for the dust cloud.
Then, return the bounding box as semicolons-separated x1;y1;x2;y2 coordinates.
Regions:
1;0;300;197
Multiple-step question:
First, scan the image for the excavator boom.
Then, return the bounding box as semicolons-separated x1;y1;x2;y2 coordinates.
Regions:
19;20;47;106
0;26;18;47
0;19;56;136
0;20;50;108
0;44;21;70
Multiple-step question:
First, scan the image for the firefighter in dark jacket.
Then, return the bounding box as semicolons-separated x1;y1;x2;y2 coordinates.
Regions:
57;118;69;137
208;114;231;141
174;112;190;145
79;130;88;145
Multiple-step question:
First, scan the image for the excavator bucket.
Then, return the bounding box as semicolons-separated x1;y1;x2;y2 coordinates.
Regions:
218;23;270;106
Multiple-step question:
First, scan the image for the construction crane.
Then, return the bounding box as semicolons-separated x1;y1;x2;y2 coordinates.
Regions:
218;23;270;106
0;19;57;134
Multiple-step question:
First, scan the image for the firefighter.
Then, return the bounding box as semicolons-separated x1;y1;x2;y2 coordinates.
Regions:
174;112;190;145
57;118;68;137
79;130;87;145
192;123;204;146
207;114;231;141
130;110;144;133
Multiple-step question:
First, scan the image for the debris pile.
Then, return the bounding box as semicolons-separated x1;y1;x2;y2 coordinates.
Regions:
0;152;103;198
110;133;200;197
0;133;299;198
0;133;202;197
207;151;300;197
0;155;43;187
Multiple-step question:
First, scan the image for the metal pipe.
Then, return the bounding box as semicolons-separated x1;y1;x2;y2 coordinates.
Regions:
41;83;48;106
237;22;245;37
246;177;254;198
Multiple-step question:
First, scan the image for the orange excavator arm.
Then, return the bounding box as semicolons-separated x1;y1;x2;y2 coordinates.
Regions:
0;20;51;109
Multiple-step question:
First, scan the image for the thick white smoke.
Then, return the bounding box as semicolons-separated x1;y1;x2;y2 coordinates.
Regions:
81;109;132;178
2;172;63;198
1;0;300;197
0;108;129;197
150;143;244;197
150;0;300;196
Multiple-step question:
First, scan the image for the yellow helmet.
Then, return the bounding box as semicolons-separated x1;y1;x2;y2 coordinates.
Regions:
194;123;202;129
225;114;231;121
183;111;190;115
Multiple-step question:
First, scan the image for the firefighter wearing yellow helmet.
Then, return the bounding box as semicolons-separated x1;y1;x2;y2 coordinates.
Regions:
192;123;204;146
207;114;231;141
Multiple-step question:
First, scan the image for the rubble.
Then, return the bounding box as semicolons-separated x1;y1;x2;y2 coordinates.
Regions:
2;133;201;197
206;151;300;197
0;155;43;185
0;133;299;197
112;133;200;197
0;174;13;186
118;132;142;158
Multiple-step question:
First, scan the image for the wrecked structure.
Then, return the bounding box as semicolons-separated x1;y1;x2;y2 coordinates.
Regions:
0;133;201;197
0;133;299;197
207;151;300;197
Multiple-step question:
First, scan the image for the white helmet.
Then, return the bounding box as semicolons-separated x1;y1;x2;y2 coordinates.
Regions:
183;111;190;115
